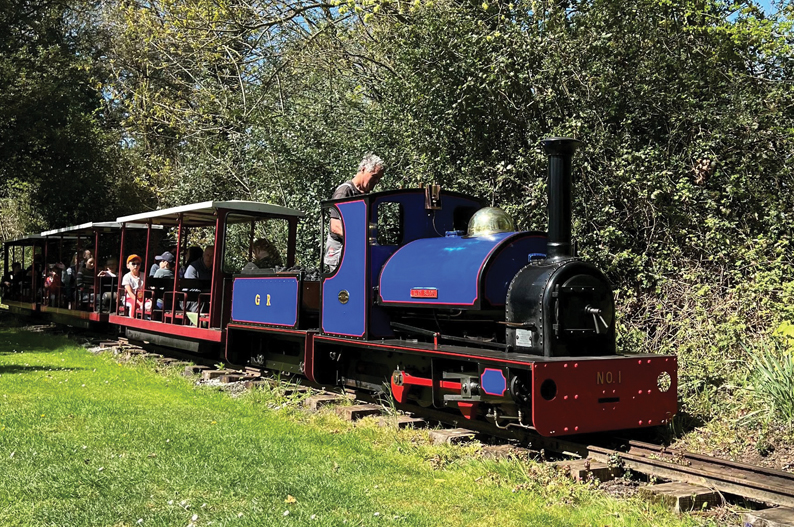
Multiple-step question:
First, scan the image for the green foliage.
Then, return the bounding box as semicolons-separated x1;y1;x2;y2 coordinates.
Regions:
0;0;152;232
748;340;794;424
613;236;794;422
773;320;794;350
351;0;794;286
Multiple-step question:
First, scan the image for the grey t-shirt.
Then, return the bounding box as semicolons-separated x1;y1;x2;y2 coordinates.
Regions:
328;181;362;242
154;268;174;279
324;180;363;270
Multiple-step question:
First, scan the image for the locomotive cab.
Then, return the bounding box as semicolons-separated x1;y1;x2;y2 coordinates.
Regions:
319;188;489;340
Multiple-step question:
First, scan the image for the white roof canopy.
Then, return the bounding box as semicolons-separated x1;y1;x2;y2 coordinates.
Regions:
5;234;45;245
40;222;158;237
115;201;306;226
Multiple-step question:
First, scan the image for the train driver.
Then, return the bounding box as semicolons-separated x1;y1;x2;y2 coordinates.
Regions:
324;153;385;272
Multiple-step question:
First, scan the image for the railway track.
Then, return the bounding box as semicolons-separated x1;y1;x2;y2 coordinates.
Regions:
588;440;794;508
33;326;794;512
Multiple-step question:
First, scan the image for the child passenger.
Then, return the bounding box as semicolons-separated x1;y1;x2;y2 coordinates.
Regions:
252;238;283;269
153;251;175;278
122;254;151;317
43;265;63;306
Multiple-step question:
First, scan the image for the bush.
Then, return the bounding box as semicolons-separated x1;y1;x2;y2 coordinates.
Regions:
748;339;794;424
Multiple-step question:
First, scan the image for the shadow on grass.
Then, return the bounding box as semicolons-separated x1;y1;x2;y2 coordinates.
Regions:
0;329;74;356
670;409;706;431
0;340;71;355
651;410;706;444
0;311;36;326
0;364;85;375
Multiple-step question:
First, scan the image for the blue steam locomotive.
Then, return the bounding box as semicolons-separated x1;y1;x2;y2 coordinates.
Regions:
226;138;677;436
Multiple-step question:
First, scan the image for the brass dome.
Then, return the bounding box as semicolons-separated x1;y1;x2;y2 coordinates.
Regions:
466;207;516;237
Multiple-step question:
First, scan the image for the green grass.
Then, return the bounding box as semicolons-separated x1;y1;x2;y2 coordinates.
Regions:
0;322;719;527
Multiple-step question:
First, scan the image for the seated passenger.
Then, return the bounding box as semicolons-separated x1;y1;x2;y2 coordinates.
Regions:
252;238;283;269
77;249;93;276
26;255;43;279
54;262;67;305
76;258;95;288
98;258;119;312
153;251;175;278
44;265;63;306
178;246;202;279
185;245;213;280
63;253;78;308
76;258;96;306
149;245;177;277
151;252;175;310
98;258;118;278
183;245;213;315
1;268;12;293
121;254;151;317
61;255;75;305
1;262;22;299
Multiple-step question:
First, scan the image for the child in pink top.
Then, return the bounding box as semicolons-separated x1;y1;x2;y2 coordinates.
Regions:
122;254;151;317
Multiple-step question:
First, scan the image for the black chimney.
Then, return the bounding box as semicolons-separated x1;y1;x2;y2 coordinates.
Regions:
541;137;582;262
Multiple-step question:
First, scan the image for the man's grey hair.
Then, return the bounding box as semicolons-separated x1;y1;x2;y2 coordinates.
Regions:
359;153;384;173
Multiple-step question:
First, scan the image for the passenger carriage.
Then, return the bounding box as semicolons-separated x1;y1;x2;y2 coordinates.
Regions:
109;201;305;354
38;222;154;327
1;234;46;317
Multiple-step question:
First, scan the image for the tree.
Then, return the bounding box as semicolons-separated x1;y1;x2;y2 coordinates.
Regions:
103;0;794;412
340;0;794;416
0;0;147;234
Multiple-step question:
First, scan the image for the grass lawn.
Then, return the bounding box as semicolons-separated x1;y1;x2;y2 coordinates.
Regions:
0;320;720;526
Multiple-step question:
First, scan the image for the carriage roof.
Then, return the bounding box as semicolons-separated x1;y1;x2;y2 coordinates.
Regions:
4;234;45;246
115;201;305;227
40;222;157;237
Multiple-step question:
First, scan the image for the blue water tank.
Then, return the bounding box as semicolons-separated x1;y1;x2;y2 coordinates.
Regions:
378;232;547;309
